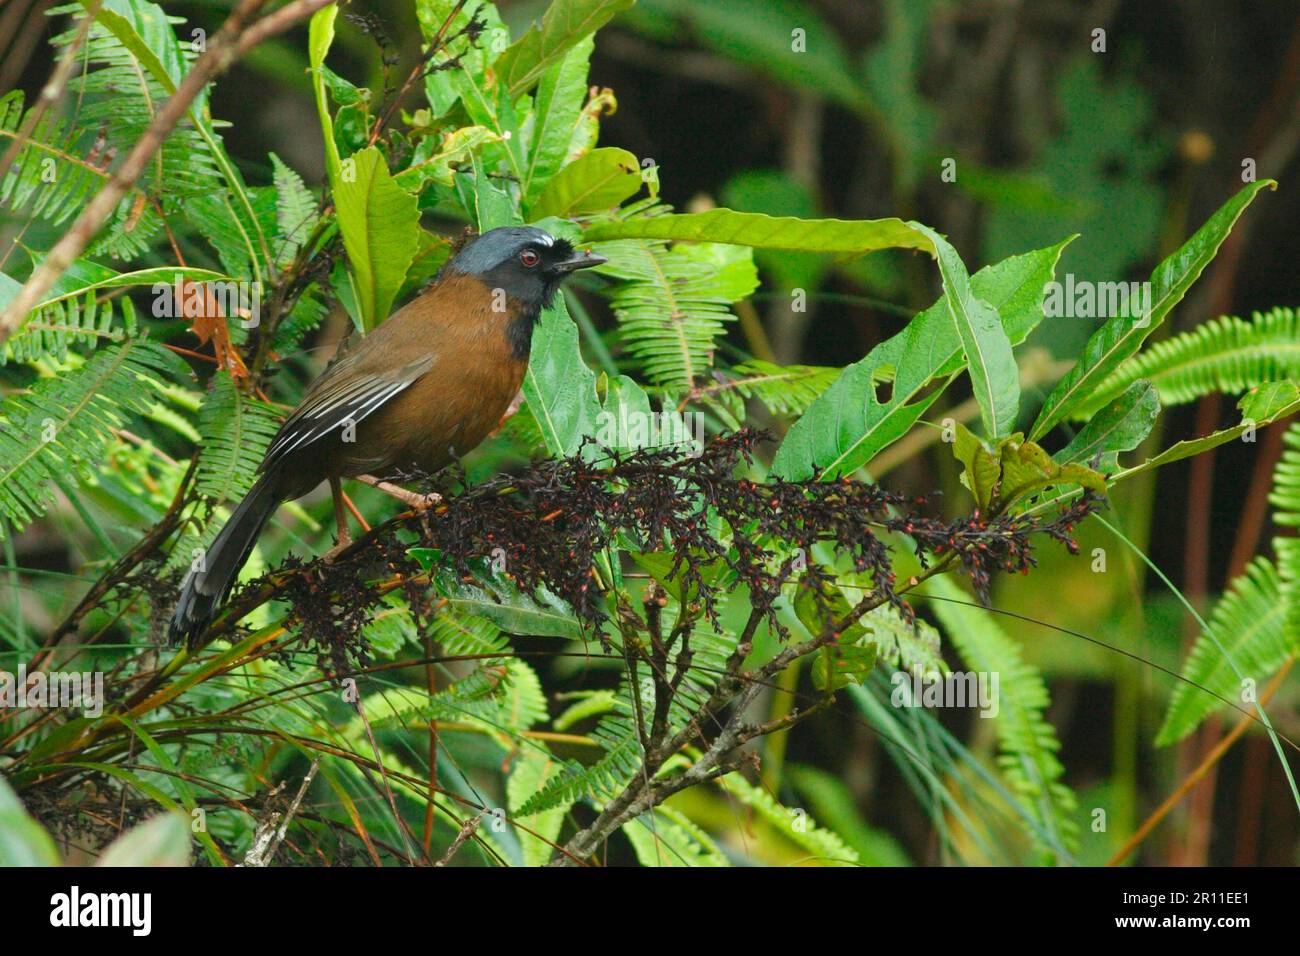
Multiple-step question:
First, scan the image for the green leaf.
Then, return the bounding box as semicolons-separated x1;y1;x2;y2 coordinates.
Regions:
1029;180;1276;441
194;373;280;505
456;153;521;232
862;604;945;676
622;806;729;867
772;239;1071;480
0;339;182;537
0;775;60;866
1238;380;1300;422
493;0;634;97
334;146;420;330
1103;388;1300;485
1157;557;1298;746
719;771;859;865
422;570;583;639
812;642;878;692
521;35;595;205
584;208;936;255
996;434;1105;508
596;234;757;394
952;422;1000;511
394;126;502;190
97;813;193;867
309;3;341;180
270;153;317;269
909;223;1019;439
925;575;1079;861
532;147;642;219
1055;380;1160;472
1269;424;1300;641
522;296;602;456
508;749;574;866
1074;306;1300;416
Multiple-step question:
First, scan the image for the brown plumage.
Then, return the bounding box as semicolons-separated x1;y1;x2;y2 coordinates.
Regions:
168;226;606;646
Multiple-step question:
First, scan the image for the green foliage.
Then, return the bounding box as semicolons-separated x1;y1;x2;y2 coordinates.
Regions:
927;576;1080;862
1157;558;1298;746
1029;180;1276;441
1078;307;1300;415
0;335;180;536
0;0;1289;869
771;239;1070;480
333;147;421;330
194;374;280;505
596;223;757;394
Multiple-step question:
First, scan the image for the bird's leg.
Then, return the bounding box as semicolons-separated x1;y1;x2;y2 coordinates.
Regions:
489;388;525;437
356;474;442;511
322;475;353;563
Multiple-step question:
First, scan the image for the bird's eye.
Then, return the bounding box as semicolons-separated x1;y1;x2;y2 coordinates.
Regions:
519;248;540;268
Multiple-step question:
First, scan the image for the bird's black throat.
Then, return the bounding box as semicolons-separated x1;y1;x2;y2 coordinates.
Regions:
506;302;541;362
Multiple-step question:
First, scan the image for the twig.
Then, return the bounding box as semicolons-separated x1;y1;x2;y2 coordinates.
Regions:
0;0;339;344
434;812;482;866
241;758;319;866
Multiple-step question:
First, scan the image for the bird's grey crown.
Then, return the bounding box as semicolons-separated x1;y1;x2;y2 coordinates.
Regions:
447;226;571;276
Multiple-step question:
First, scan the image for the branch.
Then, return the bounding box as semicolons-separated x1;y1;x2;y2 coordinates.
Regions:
0;0;340;344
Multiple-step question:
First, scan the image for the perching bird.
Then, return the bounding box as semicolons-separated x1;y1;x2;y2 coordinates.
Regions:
168;226;606;647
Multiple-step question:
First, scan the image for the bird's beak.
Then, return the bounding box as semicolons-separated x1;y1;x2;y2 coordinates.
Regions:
551;249;608;274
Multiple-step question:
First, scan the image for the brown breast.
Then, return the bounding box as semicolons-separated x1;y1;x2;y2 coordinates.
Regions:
328;273;530;478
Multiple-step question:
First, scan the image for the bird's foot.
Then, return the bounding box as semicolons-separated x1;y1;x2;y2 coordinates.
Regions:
322;529;353;564
357;475;442;512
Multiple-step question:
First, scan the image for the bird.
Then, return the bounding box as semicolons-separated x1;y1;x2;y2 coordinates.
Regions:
167;226;607;648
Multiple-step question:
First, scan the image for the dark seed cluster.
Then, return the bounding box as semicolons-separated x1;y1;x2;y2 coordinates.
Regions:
253;430;1102;670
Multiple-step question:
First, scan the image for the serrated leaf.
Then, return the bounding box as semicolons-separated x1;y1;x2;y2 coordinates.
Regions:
532;147;642;219
1030;180;1276;441
772;239;1071;480
493;0;634;97
334;146;419;330
1055;380;1159;472
910;222;1019;439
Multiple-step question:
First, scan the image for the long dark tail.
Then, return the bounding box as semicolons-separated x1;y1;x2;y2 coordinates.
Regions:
168;473;283;648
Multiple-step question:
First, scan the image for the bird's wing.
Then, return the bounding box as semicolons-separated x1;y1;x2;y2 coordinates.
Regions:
259;353;435;473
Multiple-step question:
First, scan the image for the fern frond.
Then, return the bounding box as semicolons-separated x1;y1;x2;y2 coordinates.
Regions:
719;772;858;865
622;805;729;867
270;153;318;270
1157;557;1298;745
1269;422;1300;526
698;359;839;420
0;337;181;536
0;91;109;228
515;733;642;816
596;220;757;394
50;2;223;199
194;373;280;505
927;576;1079;861
1;290;134;365
1078;306;1300;416
1268;423;1300;646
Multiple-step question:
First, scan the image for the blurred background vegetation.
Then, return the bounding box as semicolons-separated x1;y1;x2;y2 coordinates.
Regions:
3;0;1298;865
